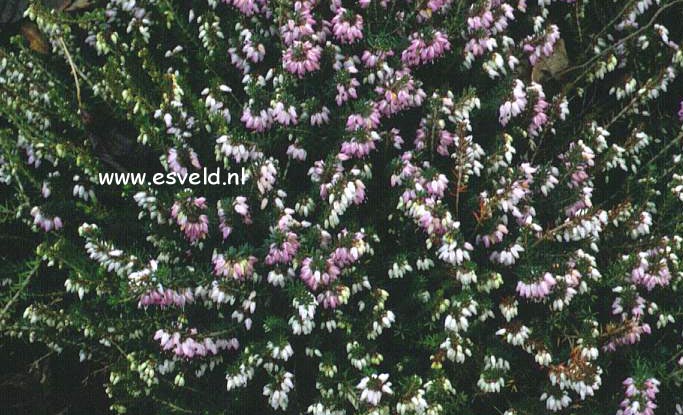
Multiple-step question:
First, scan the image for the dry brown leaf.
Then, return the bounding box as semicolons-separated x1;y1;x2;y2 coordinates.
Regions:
20;22;49;54
52;0;90;12
532;38;569;83
55;0;70;11
65;0;92;12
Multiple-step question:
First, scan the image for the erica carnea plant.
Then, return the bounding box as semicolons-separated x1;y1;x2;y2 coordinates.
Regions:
1;0;683;414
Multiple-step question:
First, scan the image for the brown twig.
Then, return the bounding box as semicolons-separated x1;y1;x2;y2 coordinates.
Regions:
57;36;83;112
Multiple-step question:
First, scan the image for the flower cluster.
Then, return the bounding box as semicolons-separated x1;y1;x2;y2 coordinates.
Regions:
1;1;683;415
617;377;660;415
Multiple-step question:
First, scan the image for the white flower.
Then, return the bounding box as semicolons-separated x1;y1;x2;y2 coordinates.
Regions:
226;364;255;391
580;346;599;361
416;257;435;270
269;341;294;361
267;270;286;287
396;388;428;415
307;402;345;415
477;376;504;393
388;260;413;279
357;373;394;406
440;336;472;363
534;350;552;366
263;371;294;410
499;299;518;322
496;325;531;346
540;392;571;412
456;269;477;285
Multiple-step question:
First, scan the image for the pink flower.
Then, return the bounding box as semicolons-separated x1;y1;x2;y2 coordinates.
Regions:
463;1;515;62
265;232;300;265
346;106;381;131
527;83;549;137
604;294;652;351
401;30;450;66
286;144;307;161
524;25;560;66
233;196;252;224
171;197;209;243
280;2;315;45
257;161;277;194
154;328;239;359
424;0;452;15
424;174;449;197
331;8;364;44
223;0;262;16
630;246;672;290
361;49;393;67
283;41;322;77
516;272;556;300
317;289;341;309
336;78;360;106
390;128;404;149
212;252;257;280
228;47;250;73
499;80;527;126
467;10;494;31
242;33;266;63
300;257;340;291
241;107;273;132
216;201;233;241
477;224;509;247
167;147;201;177
310;106;331;125
272;102;298;126
139;287;194;308
374;69;426;116
339;130;380;159
30;206;63;232
617;377;660;415
464;37;497;57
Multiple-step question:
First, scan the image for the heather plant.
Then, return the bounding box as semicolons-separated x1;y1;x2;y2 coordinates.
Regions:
1;0;683;414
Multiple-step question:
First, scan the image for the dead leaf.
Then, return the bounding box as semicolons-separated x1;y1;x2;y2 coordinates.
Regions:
532;38;570;83
20;22;49;54
64;0;91;11
55;0;91;12
55;0;70;11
